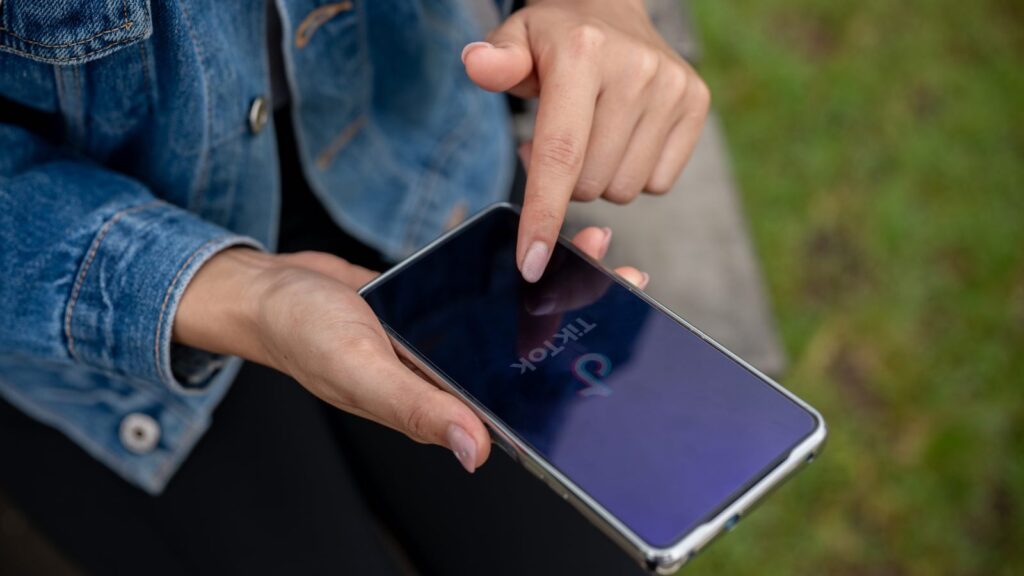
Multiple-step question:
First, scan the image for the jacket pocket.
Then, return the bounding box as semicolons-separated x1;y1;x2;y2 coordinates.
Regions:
0;0;152;65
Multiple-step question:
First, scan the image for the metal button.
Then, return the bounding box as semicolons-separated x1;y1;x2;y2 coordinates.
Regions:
248;96;269;134
120;413;160;454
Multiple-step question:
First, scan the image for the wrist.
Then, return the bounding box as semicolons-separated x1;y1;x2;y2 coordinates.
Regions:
524;0;649;26
172;247;280;366
527;0;645;8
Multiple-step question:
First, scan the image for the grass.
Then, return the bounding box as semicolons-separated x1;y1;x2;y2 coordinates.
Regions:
685;0;1024;574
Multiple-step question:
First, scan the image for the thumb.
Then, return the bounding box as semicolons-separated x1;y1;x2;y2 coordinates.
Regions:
352;350;493;473
462;17;536;96
399;385;493;474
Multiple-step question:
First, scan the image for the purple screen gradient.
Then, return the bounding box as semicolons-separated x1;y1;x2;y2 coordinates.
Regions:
363;207;818;547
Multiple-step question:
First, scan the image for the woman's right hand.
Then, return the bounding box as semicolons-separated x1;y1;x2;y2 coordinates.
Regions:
172;228;645;473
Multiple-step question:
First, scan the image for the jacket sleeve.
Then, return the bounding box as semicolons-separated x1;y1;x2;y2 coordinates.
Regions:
0;123;262;391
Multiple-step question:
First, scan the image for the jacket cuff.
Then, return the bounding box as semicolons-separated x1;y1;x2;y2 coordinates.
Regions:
64;200;262;393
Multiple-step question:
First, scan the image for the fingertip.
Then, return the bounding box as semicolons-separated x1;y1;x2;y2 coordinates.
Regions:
446;411;491;473
599;227;613;259
517;196;568;284
460;41;492;65
463;42;533;93
445;423;477;473
461;408;492;466
520;239;550;283
570;226;609;260
475;430;493;469
614;266;646;288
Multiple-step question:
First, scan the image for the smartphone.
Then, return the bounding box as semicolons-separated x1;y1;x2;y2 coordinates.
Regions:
359;203;826;573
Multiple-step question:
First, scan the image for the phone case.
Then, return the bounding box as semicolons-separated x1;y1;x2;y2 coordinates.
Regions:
359;203;828;573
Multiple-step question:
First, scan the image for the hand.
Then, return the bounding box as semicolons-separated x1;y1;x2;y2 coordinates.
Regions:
172;228;646;473
462;0;711;283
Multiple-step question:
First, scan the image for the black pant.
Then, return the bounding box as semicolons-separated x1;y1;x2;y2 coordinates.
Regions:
0;362;642;575
0;110;643;575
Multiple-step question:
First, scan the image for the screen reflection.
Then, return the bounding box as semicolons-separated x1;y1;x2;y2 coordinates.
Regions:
363;207;817;547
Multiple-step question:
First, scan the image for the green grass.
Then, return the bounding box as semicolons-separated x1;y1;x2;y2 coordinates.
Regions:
685;0;1024;574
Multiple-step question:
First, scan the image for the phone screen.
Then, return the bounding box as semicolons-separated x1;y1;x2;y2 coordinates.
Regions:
362;206;818;547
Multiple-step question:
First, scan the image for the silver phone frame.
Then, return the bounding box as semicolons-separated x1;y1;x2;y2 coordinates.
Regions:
358;203;827;574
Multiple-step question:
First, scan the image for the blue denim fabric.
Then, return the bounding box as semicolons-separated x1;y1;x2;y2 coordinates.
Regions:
0;0;513;493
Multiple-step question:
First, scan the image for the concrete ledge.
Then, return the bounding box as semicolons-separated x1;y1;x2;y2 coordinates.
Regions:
564;114;786;376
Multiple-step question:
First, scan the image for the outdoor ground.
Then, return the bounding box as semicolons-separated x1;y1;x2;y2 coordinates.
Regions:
684;0;1023;575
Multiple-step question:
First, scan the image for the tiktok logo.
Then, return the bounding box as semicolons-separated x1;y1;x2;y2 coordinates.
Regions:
572;353;613;397
509;317;598;374
508;317;613;398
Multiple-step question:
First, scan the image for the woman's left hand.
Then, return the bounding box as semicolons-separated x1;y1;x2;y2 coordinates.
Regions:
462;0;711;283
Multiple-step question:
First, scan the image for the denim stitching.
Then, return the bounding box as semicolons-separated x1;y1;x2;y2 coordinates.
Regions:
72;63;84;147
175;0;211;212
0;0;131;49
307;0;369;170
0;381;202;496
402;8;483;250
153;411;207;493
153;237;221;385
405;87;479;250
315;115;366;169
0;22;132;49
138;41;152;101
64;201;162;362
53;61;65;104
0;34;146;64
295;1;352;49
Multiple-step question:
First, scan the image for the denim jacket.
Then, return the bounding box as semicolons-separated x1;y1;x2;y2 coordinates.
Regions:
0;0;513;493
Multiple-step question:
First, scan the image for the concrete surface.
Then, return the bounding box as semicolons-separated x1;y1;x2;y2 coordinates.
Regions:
511;0;787;376
564;114;787;376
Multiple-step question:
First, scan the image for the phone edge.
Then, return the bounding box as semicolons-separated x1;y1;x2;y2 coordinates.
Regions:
358;202;829;573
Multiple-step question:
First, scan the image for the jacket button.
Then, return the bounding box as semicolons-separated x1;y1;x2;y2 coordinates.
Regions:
248;96;269;134
120;413;160;454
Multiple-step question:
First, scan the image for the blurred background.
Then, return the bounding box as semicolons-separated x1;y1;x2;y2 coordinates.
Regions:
682;0;1023;574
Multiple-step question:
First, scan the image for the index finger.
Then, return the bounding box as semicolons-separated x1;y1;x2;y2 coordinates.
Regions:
517;59;600;283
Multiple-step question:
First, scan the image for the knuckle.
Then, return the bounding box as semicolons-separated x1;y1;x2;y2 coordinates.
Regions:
691;78;712;112
321;373;356;407
566;23;606;58
631;50;661;84
645;178;673;195
535;133;585;176
337;332;384;366
346;333;380;355
526;203;564;232
572;188;602;202
661;65;690;96
605;181;641;204
573;175;605;201
400;395;436;442
294;250;342;268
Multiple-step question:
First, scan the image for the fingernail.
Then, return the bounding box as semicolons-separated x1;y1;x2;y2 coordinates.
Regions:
446;424;477;473
521;241;549;283
600;227;613;258
639;272;650;290
461;41;492;64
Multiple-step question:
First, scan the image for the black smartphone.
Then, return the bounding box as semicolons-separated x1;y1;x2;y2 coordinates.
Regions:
359;203;826;573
